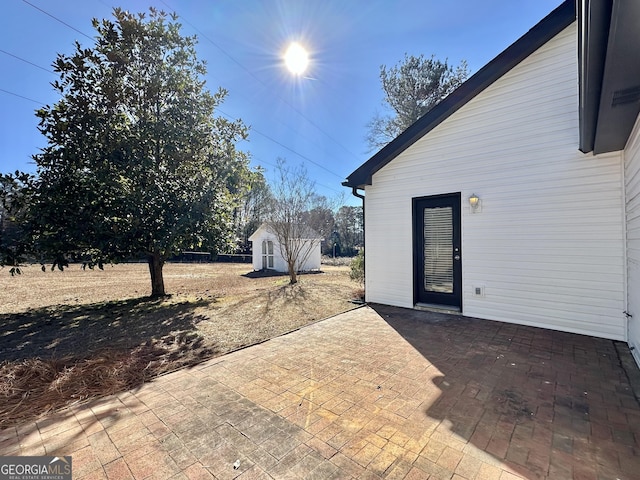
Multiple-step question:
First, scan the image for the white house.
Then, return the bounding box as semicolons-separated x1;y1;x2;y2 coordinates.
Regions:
248;223;322;273
343;1;640;367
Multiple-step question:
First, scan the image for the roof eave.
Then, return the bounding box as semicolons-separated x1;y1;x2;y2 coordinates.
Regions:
591;0;640;154
577;0;611;154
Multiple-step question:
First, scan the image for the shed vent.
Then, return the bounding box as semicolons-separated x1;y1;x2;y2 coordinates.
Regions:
612;85;640;107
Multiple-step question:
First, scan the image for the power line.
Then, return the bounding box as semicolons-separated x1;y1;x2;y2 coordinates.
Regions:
250;127;342;180
98;2;347;180
22;0;93;41
0;82;344;192
0;88;44;105
0;86;341;194
215;110;343;194
0;49;341;185
140;1;344;169
0;93;344;195
0;49;54;73
158;0;359;165
249;155;343;195
15;2;349;188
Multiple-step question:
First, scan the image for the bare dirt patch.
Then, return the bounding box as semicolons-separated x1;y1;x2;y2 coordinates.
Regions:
0;262;361;428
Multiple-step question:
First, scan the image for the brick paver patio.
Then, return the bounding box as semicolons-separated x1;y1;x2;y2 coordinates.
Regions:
1;305;640;479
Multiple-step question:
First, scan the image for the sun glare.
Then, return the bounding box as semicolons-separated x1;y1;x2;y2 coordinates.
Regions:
284;42;309;75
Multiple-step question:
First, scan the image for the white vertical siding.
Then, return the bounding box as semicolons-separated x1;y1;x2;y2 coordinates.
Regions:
625;114;640;358
365;23;627;340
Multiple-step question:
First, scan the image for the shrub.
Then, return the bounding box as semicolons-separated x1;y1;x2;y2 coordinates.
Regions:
349;250;364;284
321;255;353;266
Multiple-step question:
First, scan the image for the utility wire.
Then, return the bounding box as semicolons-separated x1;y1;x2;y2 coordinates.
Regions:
122;0;346;181
15;1;347;191
215;110;343;194
249;155;342;195
102;0;339;165
0;88;44;105
30;0;346;181
22;0;93;41
0;83;343;193
158;0;359;166
0;86;341;194
0;49;54;73
0;45;342;187
249;127;341;179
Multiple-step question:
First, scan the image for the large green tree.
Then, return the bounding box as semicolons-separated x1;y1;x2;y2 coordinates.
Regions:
17;8;249;296
366;54;469;151
0;174;30;274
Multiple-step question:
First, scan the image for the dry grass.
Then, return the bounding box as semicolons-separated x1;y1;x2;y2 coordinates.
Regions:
0;262;361;428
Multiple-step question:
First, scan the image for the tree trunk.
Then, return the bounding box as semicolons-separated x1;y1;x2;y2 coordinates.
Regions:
148;251;166;297
287;262;298;284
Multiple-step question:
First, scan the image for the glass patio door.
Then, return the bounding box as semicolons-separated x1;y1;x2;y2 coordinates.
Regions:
413;194;461;309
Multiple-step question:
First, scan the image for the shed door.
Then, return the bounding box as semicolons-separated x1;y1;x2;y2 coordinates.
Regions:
262;240;274;270
414;194;461;309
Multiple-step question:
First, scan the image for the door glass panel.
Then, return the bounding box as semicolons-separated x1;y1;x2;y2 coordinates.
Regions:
423;207;453;293
261;241;267;269
267;241;274;268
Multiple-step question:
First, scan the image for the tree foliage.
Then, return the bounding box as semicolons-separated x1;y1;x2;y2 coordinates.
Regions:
366;54;469;151
0;174;31;275
302;194;335;246
12;8;249;296
350;249;365;285
333;205;363;256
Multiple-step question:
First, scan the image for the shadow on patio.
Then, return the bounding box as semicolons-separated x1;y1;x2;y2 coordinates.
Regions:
373;304;640;479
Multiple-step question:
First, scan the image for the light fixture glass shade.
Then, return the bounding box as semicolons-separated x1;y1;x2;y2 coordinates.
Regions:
469;194;480;209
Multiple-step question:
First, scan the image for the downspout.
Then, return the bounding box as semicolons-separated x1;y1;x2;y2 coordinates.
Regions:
351;187;365;280
351;187;365;232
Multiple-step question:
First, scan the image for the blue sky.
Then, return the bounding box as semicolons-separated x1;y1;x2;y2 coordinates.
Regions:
1;0;562;202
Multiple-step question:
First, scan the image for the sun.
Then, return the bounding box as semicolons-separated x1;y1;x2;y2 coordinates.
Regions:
284;42;309;75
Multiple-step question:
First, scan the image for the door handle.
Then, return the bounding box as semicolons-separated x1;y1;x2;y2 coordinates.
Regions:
454;255;460;260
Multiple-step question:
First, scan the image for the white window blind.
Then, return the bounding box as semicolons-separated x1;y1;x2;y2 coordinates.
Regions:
423;207;453;293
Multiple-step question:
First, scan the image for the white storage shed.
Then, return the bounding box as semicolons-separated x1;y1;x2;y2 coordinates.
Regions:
248;223;322;273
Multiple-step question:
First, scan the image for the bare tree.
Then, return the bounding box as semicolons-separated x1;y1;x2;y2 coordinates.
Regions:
265;159;331;284
234;167;272;252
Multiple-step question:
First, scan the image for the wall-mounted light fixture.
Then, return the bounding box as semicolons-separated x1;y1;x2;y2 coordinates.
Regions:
469;193;480;212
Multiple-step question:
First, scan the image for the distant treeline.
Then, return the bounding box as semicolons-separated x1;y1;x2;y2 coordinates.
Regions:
170;252;252;263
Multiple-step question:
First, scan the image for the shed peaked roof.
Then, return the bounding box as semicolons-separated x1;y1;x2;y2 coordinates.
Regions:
343;0;575;189
248;222;323;242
